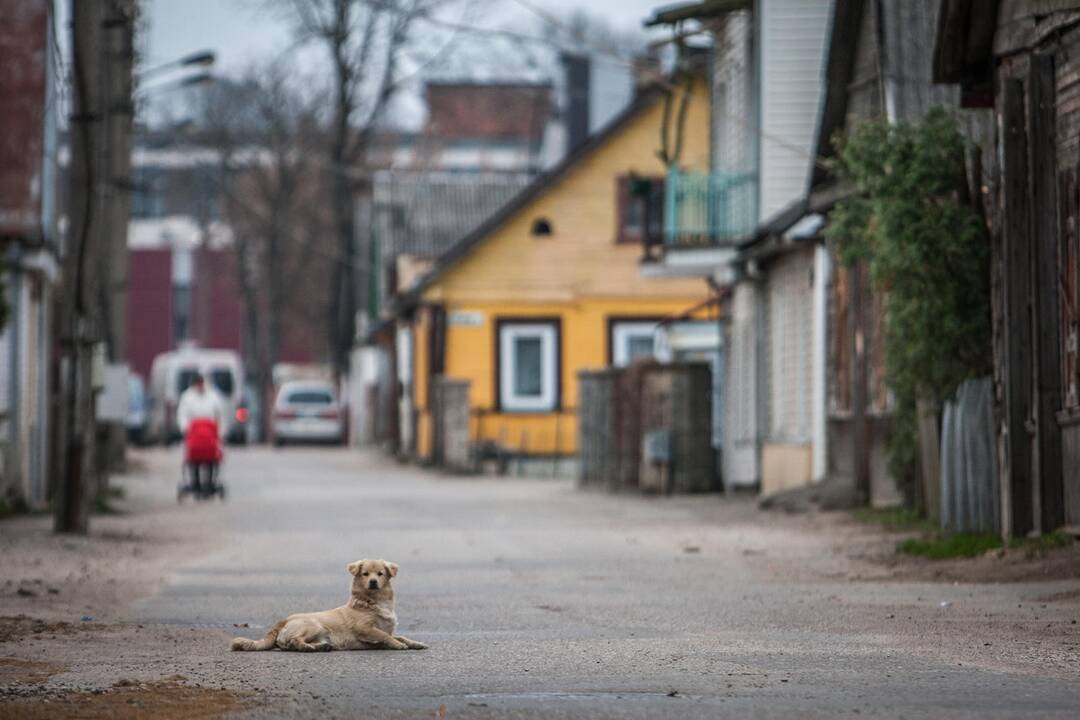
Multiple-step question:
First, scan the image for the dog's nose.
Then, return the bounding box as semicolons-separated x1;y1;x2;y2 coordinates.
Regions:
368;580;378;589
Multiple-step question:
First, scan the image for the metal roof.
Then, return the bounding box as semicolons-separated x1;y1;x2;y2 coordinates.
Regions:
645;0;750;27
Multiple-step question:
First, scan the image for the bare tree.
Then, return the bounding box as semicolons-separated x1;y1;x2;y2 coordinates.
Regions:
551;9;648;59
275;0;449;372
197;65;333;428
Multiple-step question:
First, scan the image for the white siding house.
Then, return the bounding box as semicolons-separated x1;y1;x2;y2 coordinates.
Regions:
712;10;755;177
645;0;833;493
758;0;834;220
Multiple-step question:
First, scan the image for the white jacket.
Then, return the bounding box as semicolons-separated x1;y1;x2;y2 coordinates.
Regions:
176;386;227;437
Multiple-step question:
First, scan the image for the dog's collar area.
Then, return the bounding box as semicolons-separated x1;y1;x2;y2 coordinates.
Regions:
347;590;393;611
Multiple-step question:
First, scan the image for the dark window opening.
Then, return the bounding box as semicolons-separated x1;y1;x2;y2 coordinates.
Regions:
210;368;235;396
286;390;334;405
531;218;552;236
177;368;199;395
513;337;544;396
617;175;664;245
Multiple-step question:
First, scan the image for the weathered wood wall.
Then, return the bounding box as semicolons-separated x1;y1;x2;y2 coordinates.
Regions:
638;364;715;494
578;364;715;494
432;377;471;472
577;370;619;490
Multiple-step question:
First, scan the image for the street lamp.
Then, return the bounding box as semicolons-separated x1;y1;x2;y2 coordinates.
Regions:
138;49;216;80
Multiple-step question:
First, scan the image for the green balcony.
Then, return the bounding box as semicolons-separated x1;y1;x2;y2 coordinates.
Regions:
662;169;757;248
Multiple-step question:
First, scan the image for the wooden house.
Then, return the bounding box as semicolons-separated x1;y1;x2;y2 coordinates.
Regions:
391;80;715;462
933;0;1080;534
803;0;971;506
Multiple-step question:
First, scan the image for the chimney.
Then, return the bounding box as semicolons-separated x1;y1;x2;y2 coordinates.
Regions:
561;53;590;154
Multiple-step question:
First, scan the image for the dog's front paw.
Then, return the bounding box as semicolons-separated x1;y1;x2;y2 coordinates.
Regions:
409;641;428;650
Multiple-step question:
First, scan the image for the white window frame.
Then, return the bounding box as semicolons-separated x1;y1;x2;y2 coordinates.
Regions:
611;320;668;367
499;321;558;412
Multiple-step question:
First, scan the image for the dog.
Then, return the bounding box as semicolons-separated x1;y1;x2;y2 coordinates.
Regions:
230;559;427;652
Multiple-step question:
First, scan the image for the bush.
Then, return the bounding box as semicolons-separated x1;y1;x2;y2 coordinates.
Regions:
826;109;992;490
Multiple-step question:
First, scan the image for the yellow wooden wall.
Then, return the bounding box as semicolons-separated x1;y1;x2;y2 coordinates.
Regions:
415;80;714;458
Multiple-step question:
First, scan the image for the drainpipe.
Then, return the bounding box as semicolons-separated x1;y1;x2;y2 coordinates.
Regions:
6;244;23;502
751;0;762;222
811;244;830;482
874;0;899;123
746;258;766;488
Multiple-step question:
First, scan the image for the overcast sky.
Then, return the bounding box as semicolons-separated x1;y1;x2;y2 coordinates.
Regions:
144;0;671;72
137;0;678;127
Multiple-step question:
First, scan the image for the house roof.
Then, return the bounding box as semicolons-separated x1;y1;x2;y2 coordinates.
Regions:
645;0;750;26
395;87;667;311
809;0;866;190
746;198;810;244
735;198;818;264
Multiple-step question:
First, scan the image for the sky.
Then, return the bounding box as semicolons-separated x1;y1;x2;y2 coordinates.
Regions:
143;0;674;77
139;0;678;126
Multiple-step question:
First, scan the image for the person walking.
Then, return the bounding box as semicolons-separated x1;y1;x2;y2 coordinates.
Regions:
176;373;226;494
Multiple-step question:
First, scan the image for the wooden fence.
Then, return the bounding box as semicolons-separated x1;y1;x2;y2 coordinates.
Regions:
578;362;716;494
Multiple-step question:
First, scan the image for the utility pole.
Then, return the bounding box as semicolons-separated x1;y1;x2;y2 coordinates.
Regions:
99;1;137;474
55;0;106;534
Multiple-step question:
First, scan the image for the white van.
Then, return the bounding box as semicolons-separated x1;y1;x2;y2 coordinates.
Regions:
148;347;245;444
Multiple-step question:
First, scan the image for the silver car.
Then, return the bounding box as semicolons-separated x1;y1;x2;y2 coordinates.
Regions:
271;380;345;446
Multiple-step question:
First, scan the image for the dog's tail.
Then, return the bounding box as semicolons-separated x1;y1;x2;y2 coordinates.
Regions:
231;619;287;651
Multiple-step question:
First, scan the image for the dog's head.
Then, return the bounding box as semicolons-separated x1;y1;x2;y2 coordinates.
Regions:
347;558;399;593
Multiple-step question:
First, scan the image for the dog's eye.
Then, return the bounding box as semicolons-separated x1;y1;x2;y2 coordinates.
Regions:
378;571;384;576
361;572;369;576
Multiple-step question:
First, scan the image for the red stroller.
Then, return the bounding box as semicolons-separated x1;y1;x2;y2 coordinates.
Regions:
179;418;226;501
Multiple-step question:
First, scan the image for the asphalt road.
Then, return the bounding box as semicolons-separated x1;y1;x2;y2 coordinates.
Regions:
133;447;1080;719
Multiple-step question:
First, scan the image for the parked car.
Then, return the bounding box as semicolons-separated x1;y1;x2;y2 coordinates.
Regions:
272;380;346;446
126;373;149;445
148;347;245;444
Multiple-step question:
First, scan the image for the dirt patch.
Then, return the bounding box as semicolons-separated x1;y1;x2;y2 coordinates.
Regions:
865;541;1080;583
0;658;63;686
1032;586;1080;603
808;511;1080;584
0;679;252;720
0;616;109;645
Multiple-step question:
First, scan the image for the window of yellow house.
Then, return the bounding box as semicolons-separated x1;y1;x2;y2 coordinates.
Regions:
616;175;665;245
496;319;561;412
609;319;663;367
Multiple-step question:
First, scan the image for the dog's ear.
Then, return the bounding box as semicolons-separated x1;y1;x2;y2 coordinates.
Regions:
384;561;399;578
347;560;367;576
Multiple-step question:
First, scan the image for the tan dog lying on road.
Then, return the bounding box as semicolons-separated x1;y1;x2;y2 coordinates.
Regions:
230;559;427;652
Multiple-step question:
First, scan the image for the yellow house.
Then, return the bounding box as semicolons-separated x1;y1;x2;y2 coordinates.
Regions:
396;81;714;460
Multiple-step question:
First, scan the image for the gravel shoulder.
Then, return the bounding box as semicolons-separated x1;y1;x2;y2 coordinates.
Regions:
0;450;268;717
0;452;222;622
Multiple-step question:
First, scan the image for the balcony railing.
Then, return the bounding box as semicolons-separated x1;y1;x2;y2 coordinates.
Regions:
662;169;757;248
